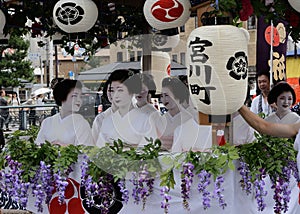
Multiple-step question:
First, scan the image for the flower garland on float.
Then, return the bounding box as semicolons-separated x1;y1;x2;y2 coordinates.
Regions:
0;127;297;214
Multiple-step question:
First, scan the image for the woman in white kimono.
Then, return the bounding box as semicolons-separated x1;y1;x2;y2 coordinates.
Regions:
35;79;93;146
96;69;157;148
92;77;118;143
265;82;300;124
33;79;95;214
135;73;159;115
157;77;193;151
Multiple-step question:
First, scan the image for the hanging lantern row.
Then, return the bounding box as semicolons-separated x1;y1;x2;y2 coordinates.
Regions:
53;0;98;33
143;0;191;30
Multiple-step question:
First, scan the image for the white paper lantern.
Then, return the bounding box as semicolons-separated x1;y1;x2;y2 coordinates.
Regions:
152;28;180;50
142;51;170;94
143;0;191;30
187;25;250;115
288;0;300;13
53;0;98;33
0;9;5;35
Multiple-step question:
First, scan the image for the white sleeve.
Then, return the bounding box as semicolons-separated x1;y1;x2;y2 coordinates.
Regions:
92;113;105;143
74;117;94;146
250;97;258;114
171;126;181;153
35;118;47;145
294;129;300;151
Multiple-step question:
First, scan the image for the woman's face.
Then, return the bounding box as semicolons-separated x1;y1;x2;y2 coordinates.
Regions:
160;87;178;110
276;91;293;112
62;88;82;112
110;81;132;108
135;83;149;104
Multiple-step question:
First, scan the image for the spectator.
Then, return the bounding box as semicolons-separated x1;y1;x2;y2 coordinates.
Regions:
250;71;273;116
0;89;11;131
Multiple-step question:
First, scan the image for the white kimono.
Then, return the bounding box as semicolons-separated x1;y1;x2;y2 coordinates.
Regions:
157;109;192;150
92;107;114;143
28;113;94;214
35;113;93;146
172;118;212;152
96;108;157;147
265;111;300;124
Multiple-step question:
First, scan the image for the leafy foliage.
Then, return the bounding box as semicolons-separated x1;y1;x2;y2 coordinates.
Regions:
237;133;297;182
0;33;34;87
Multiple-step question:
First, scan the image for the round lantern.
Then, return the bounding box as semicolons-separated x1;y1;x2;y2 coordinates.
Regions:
187;25;250;115
143;0;191;30
152;27;180;50
142;51;170;94
288;0;300;13
0;9;5;35
53;0;98;33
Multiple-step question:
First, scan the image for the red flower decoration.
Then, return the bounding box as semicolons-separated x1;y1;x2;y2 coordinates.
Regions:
285;10;300;28
239;0;254;21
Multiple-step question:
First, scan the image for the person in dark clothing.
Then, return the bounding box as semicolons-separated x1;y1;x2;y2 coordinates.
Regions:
0;90;11;131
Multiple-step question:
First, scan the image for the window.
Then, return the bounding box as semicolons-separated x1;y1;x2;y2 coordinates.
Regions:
137;51;142;61
247;15;256;30
117;52;123;62
180;52;186;66
129;51;135;61
180;25;185;33
172;54;178;62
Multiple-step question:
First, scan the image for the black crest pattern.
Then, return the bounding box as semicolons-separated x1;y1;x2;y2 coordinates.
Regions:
55;2;84;25
226;51;248;80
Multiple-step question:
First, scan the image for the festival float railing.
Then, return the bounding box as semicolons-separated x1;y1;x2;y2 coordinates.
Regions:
0;127;298;214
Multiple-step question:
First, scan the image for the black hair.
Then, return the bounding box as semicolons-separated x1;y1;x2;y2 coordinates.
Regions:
140;73;156;97
268;81;296;105
109;69;142;94
162;77;189;103
256;71;270;81
53;79;82;106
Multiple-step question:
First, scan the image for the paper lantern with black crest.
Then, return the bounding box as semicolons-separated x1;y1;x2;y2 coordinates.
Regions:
143;0;191;30
152;27;180;50
187;25;250;115
53;0;98;33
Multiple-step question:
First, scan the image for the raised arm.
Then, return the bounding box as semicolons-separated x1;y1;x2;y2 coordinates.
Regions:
238;105;300;138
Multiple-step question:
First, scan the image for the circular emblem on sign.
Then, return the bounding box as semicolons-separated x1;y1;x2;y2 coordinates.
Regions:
53;0;98;33
143;0;191;30
264;26;280;47
55;2;84;26
151;0;184;22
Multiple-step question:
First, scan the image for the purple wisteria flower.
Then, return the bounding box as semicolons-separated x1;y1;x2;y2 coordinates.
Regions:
129;165;154;209
213;175;227;209
238;160;252;195
98;174;114;214
53;170;68;204
180;162;194;211
80;155;97;207
254;169;267;211
272;166;292;213
197;169;211;210
160;186;171;214
2;156;29;209
40;161;54;204
118;179;129;204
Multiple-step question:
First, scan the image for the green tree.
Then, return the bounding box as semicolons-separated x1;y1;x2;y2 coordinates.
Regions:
0;33;34;87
